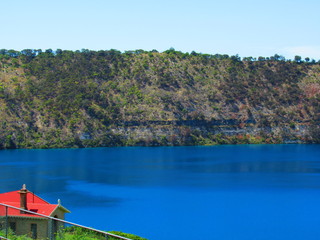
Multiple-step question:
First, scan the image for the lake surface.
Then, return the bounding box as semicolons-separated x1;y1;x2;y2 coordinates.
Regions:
0;144;320;240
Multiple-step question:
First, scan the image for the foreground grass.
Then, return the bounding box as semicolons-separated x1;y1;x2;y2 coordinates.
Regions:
0;227;148;240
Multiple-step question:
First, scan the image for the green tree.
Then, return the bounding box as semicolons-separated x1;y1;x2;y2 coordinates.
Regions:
294;55;302;63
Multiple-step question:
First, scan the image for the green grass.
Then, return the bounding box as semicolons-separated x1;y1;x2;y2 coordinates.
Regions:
0;227;148;240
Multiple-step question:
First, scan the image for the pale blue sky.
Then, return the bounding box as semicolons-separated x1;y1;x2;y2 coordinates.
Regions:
1;0;320;59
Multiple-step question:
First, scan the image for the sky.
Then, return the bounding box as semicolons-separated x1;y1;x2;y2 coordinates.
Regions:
1;0;320;60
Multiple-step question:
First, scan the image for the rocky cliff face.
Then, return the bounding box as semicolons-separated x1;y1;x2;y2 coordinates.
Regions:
107;121;312;146
0;49;319;149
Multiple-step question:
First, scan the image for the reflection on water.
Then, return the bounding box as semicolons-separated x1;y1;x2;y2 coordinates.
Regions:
0;144;320;240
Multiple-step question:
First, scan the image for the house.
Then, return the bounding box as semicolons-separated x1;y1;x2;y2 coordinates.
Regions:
0;184;70;239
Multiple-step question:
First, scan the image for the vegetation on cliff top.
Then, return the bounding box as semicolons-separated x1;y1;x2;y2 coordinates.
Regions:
0;49;320;149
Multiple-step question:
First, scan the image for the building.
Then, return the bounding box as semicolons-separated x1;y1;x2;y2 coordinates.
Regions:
0;184;70;239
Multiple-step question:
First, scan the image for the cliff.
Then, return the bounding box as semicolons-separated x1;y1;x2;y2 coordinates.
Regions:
0;49;319;149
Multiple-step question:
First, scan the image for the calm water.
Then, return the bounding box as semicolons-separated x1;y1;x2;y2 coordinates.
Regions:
0;144;320;240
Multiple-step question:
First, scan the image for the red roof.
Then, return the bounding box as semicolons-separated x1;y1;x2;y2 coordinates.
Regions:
0;190;69;218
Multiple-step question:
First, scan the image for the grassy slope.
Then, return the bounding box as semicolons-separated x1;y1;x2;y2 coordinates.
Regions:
0;50;320;149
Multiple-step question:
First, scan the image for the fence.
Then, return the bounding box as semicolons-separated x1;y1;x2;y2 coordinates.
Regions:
0;203;132;240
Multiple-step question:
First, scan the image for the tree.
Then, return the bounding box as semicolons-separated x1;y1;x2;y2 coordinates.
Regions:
7;50;20;57
294;55;302;63
56;49;63;55
34;49;43;55
271;54;279;61
0;49;8;55
230;54;241;62
133;49;145;54
243;57;254;61
45;49;53;54
164;48;176;54
273;54;285;61
190;51;198;56
21;49;35;57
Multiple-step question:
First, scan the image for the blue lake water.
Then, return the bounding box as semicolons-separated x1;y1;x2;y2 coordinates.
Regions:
0;144;320;240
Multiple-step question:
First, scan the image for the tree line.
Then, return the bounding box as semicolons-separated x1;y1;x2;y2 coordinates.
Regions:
0;48;318;64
